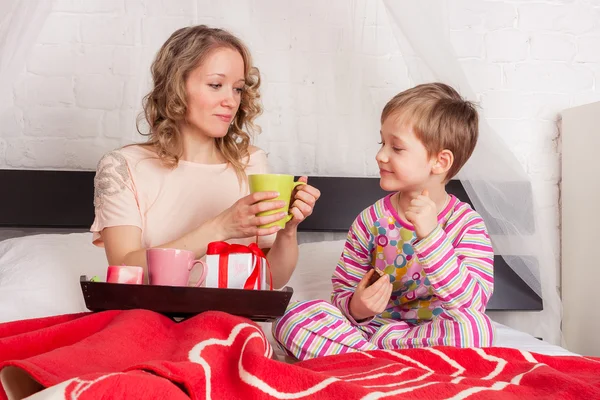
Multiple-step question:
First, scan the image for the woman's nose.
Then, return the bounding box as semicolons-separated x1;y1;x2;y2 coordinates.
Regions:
221;90;237;108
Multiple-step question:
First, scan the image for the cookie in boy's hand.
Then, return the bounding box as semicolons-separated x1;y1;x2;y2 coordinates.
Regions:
367;267;385;286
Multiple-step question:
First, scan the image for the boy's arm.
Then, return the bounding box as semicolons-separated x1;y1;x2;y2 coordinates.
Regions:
331;213;375;325
412;215;494;311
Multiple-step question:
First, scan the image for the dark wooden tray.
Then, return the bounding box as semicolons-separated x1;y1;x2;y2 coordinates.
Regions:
80;276;294;322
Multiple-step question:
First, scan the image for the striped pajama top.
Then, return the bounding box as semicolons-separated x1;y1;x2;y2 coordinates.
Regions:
331;194;494;326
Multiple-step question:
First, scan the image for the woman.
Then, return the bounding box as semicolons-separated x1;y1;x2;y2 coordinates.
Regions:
91;25;320;288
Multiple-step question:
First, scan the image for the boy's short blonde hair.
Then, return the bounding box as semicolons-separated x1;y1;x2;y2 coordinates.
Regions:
381;82;478;180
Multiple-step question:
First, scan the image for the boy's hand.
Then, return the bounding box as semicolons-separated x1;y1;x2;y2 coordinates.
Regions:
349;269;393;321
405;189;438;240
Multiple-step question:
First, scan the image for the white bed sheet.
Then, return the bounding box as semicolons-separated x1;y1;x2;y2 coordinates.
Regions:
493;321;578;356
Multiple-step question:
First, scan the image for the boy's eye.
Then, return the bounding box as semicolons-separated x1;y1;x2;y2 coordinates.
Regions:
393;147;404;152
378;141;384;145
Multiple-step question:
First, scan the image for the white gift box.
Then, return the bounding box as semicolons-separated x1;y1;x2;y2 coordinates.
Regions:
204;253;269;290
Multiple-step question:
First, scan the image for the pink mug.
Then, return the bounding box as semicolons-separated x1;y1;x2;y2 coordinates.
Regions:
146;248;207;287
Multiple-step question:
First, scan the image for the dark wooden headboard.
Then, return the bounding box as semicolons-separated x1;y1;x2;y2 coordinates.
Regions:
0;169;542;312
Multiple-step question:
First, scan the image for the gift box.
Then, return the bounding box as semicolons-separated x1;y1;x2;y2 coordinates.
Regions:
204;242;272;290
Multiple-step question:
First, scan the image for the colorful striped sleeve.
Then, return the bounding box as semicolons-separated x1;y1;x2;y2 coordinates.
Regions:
331;207;374;325
412;212;494;311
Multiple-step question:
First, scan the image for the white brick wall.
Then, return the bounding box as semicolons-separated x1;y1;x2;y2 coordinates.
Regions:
1;0;600;336
577;35;600;62
3;2;596;185
485;29;529;62
531;33;576;61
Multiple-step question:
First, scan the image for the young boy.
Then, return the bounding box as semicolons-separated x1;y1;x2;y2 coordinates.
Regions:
273;83;494;361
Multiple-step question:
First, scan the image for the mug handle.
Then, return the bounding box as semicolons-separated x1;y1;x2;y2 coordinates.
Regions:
190;260;208;288
285;181;307;223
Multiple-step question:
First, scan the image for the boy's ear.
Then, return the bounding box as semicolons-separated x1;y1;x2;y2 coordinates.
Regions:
432;149;453;176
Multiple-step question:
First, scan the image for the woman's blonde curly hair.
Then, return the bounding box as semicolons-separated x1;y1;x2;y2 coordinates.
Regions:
137;25;262;181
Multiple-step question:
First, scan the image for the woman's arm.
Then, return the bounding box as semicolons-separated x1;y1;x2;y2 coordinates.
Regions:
102;191;290;278
265;176;321;289
102;218;223;270
265;228;298;289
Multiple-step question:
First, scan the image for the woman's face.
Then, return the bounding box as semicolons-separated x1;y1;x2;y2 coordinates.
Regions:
184;47;246;139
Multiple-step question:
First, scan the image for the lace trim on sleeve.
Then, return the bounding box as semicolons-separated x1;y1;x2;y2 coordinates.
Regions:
93;151;132;210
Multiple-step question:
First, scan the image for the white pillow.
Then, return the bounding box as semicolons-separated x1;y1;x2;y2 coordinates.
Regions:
286;240;345;302
0;232;107;323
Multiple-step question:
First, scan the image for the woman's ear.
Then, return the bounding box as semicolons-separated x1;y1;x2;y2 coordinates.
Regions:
432;149;454;176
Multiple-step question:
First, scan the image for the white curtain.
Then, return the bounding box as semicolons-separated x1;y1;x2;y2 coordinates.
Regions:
0;0;52;108
382;0;561;345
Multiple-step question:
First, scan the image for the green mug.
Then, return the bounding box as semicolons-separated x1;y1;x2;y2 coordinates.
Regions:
248;174;306;228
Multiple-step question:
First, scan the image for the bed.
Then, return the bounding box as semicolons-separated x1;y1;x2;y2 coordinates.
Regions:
0;170;597;399
0;171;542;311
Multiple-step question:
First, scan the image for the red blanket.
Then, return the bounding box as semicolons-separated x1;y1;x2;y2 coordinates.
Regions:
1;310;599;399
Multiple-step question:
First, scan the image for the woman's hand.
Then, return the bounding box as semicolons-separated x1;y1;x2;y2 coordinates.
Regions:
212;191;287;240
283;176;321;231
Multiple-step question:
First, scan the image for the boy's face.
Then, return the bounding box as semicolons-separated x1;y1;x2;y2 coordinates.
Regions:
376;115;436;192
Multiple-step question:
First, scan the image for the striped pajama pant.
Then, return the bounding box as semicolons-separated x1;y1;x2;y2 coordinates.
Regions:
272;300;495;361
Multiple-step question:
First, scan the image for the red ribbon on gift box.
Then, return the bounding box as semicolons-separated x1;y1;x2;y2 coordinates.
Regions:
206;242;273;290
